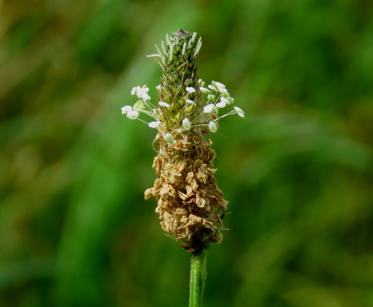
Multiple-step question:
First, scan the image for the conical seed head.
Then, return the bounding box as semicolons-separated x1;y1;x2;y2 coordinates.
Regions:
157;30;201;127
166;30;199;85
142;31;233;253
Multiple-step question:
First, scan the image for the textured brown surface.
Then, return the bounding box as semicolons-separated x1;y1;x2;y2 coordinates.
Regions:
145;131;228;253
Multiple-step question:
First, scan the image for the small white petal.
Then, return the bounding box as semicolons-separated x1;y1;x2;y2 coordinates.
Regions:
186;99;194;104
127;110;139;120
212;81;226;90
200;86;210;93
156;85;161;91
148;121;161;128
203;104;215;113
216;101;226;109
164;133;174;144
159;101;170;108
219;88;229;96
182;118;192;130
136;86;150;100
208;121;217;133
131;87;137;96
142;93;151;101
234;106;245;118
208;84;217;91
186;87;196;93
121;105;132;114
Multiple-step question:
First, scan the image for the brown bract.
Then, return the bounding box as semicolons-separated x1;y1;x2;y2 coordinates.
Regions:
145;131;228;253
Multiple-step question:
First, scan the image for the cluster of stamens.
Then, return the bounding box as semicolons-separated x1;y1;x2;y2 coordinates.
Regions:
121;80;244;143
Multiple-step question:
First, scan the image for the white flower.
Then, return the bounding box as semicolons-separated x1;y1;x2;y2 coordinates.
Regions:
219;88;229;96
216;101;226;109
228;97;235;104
207;94;215;101
203;104;216;113
234;106;245;118
186;99;194;104
208;84;216;91
186;87;196;94
159;101;170;108
127;110;139;120
121;105;132;114
216;97;229;108
200;87;209;94
139;85;149;94
208;121;217;133
211;81;229;95
141;93;151;101
156;85;161;91
132;85;150;101
130;86;138;96
182;118;192;130
164;133;174;144
221;97;229;104
211;81;225;92
148;121;161;128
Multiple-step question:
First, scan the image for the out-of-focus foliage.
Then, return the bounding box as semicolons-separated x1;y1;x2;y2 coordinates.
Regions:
1;0;373;306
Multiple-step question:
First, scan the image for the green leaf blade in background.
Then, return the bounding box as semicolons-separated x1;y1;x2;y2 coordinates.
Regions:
1;0;373;307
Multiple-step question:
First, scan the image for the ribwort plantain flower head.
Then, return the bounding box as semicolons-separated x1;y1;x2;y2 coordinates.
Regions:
121;30;244;253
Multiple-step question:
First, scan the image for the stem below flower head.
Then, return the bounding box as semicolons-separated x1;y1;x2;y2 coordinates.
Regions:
189;250;207;307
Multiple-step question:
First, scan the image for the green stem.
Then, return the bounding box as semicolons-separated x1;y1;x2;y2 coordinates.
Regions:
189;250;207;307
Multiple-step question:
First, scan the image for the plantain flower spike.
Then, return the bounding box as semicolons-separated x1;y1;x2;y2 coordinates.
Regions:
121;30;244;253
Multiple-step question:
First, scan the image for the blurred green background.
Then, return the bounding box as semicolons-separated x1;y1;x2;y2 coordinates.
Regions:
1;0;373;306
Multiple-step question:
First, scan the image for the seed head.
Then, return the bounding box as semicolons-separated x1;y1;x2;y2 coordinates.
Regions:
121;30;244;252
